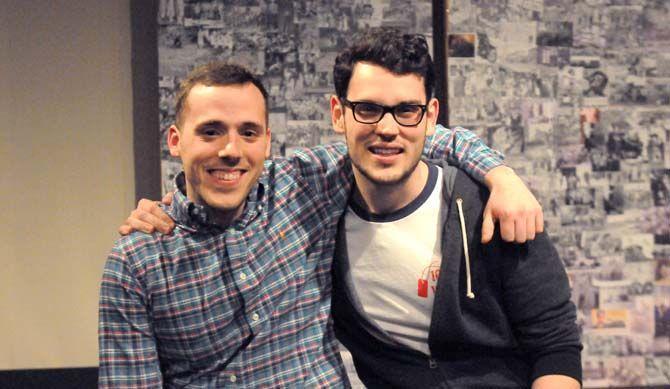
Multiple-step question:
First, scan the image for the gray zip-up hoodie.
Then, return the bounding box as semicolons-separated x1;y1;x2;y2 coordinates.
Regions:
332;161;582;388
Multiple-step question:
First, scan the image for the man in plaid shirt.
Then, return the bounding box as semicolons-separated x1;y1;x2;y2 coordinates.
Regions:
102;59;542;386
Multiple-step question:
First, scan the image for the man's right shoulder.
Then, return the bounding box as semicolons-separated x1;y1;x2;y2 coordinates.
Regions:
108;231;169;269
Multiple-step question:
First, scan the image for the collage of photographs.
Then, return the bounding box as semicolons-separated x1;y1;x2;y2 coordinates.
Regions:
447;0;670;387
155;0;669;387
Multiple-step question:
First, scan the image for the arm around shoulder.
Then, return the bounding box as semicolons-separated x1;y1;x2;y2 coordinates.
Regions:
424;125;505;181
288;142;353;209
426;126;544;243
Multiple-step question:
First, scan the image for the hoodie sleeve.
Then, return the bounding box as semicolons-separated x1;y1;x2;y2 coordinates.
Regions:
495;232;583;384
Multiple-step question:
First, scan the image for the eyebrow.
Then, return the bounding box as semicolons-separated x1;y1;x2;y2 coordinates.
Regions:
239;121;264;128
196;120;226;130
194;120;266;136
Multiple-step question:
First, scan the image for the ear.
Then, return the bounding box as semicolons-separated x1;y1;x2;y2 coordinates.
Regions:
264;127;272;158
425;97;440;136
167;125;181;157
330;95;346;134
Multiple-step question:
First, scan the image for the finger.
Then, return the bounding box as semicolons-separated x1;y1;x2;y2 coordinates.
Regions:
162;191;174;205
499;214;515;242
515;215;527;244
138;199;174;229
152;217;174;235
481;209;495;244
137;211;174;234
149;202;175;228
526;211;536;241
118;225;131;236
535;208;545;234
138;198;159;212
129;217;157;234
156;211;175;234
125;216;156;234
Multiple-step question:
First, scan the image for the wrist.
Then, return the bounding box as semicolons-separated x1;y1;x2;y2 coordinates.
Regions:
484;165;515;190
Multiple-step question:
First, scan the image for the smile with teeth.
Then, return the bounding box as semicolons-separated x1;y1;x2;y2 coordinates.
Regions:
208;169;242;181
370;147;401;155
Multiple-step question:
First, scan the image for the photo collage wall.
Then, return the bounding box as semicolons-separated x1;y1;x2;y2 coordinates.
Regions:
447;0;670;387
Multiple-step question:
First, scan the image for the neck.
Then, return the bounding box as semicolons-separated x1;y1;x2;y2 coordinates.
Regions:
182;187;244;229
211;207;243;228
352;161;429;215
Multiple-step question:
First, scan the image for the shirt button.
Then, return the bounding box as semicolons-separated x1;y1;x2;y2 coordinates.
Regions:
230;375;237;383
239;272;247;281
252;313;260;321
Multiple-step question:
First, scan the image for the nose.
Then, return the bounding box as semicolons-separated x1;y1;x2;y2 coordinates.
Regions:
217;133;242;161
375;112;399;139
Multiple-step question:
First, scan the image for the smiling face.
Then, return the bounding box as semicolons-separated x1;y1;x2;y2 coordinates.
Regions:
331;62;438;194
168;82;270;226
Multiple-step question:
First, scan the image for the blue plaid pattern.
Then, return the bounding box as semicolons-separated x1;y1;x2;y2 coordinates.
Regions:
98;126;503;388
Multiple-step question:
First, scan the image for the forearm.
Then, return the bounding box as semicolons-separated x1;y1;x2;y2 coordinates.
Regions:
532;374;581;389
423;125;504;182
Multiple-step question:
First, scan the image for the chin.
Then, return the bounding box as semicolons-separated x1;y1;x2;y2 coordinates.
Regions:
360;168;412;187
370;176;407;186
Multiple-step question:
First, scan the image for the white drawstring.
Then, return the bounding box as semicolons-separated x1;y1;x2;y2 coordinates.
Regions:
456;198;475;299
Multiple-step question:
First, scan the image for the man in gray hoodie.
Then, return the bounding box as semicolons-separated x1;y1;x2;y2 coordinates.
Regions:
329;28;581;389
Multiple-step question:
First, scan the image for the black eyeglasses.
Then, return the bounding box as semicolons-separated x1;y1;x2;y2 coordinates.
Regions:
341;98;427;127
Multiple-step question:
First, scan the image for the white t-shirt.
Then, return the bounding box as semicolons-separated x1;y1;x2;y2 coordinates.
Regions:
344;164;444;355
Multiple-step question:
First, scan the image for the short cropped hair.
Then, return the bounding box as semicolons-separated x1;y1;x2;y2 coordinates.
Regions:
174;62;269;127
333;28;434;101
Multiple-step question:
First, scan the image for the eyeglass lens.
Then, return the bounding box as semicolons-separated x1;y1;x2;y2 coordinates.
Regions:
353;102;424;126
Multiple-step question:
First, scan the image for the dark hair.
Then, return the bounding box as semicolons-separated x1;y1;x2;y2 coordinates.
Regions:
174;62;269;126
588;70;608;86
333;28;434;100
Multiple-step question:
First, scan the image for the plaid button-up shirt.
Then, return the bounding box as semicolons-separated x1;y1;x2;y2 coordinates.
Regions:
98;126;503;388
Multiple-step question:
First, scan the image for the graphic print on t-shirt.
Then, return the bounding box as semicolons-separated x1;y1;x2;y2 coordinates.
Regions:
418;261;441;298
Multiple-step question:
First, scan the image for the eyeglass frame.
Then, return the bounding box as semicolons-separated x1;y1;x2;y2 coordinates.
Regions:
340;98;428;127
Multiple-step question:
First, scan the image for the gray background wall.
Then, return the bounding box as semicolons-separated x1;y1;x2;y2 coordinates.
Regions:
0;0;134;370
446;1;669;387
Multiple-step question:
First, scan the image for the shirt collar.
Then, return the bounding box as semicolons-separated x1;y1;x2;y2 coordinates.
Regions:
166;170;267;232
